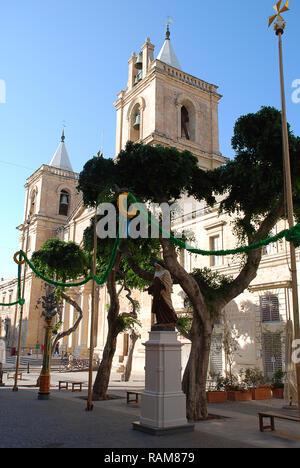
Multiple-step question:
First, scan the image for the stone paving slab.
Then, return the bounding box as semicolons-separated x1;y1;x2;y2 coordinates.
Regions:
1;371;300;448
0;388;253;449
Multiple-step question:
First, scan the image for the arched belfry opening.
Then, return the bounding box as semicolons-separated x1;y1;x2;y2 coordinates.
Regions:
130;104;141;142
59;190;70;216
179;101;196;142
181;106;190;140
29;188;37;217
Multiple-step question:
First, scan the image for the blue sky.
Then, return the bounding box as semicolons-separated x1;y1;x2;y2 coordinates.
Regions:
0;0;299;277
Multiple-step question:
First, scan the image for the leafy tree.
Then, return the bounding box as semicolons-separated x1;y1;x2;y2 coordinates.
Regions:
78;106;300;420
31;238;90;354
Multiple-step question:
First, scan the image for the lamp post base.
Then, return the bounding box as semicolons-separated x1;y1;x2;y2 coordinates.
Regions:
38;393;50;400
38;374;50;400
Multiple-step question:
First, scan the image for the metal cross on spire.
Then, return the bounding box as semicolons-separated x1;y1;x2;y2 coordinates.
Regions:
61;121;67;142
164;16;174;39
268;0;289;30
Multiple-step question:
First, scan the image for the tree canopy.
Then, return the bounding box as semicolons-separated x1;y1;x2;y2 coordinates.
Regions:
31;238;89;282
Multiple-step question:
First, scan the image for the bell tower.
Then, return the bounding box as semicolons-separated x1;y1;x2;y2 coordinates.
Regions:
18;129;80;257
114;28;227;170
15;130;81;351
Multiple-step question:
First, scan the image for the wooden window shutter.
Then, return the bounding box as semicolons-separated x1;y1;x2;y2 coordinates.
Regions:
260;295;280;322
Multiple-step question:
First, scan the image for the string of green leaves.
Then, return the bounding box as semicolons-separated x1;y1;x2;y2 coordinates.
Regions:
1;194;299;308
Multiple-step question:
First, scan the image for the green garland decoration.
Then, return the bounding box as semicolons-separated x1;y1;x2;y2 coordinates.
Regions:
18;229;120;288
0;262;25;307
128;192;300;255
1;193;299;308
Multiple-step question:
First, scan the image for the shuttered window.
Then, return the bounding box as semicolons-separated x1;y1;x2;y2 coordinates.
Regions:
260;295;280;322
263;333;283;378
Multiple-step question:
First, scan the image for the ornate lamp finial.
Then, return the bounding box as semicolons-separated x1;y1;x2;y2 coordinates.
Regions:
268;0;290;34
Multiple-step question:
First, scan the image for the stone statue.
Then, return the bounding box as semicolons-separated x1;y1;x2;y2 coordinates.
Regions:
147;262;178;328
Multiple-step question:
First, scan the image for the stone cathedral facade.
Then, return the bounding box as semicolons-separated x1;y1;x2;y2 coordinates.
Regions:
0;31;298;379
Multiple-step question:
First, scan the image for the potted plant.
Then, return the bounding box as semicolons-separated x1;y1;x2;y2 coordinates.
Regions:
241;368;272;400
216;375;252;402
226;382;252;401
271;370;285;399
206;374;228;403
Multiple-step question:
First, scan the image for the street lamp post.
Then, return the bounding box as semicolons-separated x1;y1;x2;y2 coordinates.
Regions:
38;316;53;400
86;211;97;411
13;217;30;392
269;1;300;414
37;284;62;400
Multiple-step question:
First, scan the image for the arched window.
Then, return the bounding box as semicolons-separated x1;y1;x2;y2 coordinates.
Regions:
59;190;69;216
29;189;37;216
181;106;190;140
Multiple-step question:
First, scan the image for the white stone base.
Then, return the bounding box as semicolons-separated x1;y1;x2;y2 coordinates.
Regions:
133;329;194;434
0;338;6;365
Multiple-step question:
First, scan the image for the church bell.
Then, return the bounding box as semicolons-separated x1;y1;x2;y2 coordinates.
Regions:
133;113;140;130
134;52;143;70
60;194;69;205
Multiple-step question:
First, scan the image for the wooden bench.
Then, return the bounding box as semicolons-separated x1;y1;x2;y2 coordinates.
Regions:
258;411;300;432
127;390;142;404
7;372;23;380
59;380;83;392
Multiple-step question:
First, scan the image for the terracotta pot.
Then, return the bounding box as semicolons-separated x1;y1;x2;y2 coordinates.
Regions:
227;391;252;402
206;391;227;403
251;387;272;400
272;388;284;399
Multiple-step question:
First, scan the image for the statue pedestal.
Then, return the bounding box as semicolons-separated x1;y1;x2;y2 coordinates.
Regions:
133;329;194;435
0;338;6;387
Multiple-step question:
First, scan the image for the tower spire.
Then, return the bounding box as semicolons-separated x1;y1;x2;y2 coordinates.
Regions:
49;128;73;172
157;17;182;70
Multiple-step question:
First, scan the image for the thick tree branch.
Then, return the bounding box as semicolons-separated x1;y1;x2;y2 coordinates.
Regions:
52;291;83;352
160;237;211;327
214;198;285;309
120;243;153;282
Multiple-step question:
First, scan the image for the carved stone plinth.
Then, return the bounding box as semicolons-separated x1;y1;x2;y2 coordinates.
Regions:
0;338;5;387
133;330;194;435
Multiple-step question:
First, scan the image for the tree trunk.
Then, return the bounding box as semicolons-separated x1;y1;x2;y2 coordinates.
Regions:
182;312;213;421
124;331;139;382
92;325;121;400
92;253;123;400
